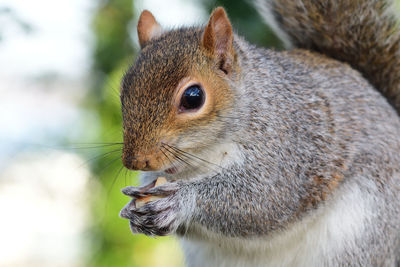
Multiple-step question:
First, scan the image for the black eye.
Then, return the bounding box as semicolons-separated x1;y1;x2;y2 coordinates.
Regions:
180;85;205;111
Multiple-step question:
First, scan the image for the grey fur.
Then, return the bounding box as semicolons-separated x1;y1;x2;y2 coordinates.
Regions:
121;0;400;266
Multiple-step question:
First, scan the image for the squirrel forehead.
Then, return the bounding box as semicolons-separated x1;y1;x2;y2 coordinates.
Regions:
121;27;206;99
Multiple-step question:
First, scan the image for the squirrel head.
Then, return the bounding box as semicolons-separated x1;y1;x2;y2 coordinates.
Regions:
121;7;240;174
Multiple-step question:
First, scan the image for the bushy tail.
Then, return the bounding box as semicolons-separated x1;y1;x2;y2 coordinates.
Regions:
255;0;400;114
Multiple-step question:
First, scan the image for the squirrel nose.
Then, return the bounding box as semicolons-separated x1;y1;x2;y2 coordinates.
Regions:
122;154;150;171
133;158;150;170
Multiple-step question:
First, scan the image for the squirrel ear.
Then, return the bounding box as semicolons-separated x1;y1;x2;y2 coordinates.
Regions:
202;7;234;74
137;10;162;48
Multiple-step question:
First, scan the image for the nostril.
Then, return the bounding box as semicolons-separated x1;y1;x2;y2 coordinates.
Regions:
144;160;150;169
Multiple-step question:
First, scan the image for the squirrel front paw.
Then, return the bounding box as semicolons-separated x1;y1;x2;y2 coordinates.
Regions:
120;182;184;236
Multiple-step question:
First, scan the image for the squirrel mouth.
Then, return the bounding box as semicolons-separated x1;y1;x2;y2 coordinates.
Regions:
164;166;178;174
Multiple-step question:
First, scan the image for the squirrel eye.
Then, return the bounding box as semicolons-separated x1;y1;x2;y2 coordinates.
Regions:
179;85;205;112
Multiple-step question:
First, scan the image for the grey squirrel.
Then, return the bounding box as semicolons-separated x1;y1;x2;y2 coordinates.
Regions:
119;0;400;266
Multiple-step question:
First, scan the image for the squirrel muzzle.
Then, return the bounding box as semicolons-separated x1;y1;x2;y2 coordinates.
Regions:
122;148;163;171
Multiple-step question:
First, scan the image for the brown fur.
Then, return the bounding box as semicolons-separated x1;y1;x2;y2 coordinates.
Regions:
121;9;238;170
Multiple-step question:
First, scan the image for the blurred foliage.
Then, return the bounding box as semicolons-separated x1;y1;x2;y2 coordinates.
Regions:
92;0;134;79
90;0;135;113
87;0;282;266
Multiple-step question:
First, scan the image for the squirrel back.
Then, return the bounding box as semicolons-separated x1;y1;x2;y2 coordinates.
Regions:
255;0;400;114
